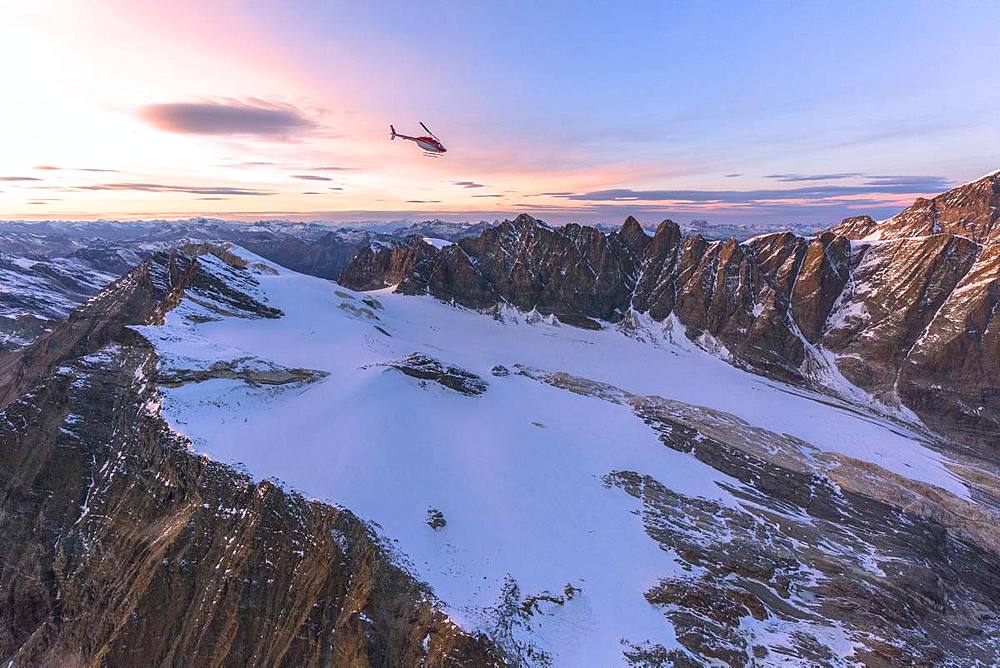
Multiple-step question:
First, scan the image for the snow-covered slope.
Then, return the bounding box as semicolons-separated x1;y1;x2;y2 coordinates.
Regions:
0;249;131;350
134;247;1000;665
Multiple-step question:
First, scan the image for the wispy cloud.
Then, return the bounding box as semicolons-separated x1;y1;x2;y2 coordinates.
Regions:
760;173;951;193
140;100;316;138
862;175;950;188
724;173;742;178
0;176;42;182
293;174;332;181
78;182;273;196
453;180;486;188
765;172;864;182
406;199;442;203
33;165;120;173
558;176;949;204
471;194;503;198
310;166;354;172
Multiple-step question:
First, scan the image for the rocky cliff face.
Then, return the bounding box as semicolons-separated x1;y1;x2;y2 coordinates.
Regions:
0;220;498;299
0;246;502;667
337;237;439;292
828;170;1000;243
339;174;1000;453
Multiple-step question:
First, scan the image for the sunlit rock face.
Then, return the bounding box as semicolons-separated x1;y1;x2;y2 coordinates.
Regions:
341;173;1000;452
828;171;1000;243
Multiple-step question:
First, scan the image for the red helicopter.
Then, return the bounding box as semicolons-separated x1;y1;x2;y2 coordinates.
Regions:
389;122;447;156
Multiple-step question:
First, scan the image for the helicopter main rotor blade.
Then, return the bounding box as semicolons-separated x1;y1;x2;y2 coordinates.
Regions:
419;121;439;139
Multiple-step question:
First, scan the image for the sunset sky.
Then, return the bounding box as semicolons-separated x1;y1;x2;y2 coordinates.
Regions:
2;1;998;226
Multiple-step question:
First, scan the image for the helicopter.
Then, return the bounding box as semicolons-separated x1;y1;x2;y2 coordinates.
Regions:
389;122;447;156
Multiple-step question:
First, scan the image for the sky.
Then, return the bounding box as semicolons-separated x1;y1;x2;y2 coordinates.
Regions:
1;0;998;227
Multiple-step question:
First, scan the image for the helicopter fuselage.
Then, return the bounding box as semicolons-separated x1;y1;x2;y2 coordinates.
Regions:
390;124;447;153
402;134;446;153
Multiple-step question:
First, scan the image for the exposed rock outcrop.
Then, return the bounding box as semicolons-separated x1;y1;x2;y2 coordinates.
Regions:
383;353;488;396
157;355;328;387
896;241;1000;445
337;237;439;291
822;234;981;399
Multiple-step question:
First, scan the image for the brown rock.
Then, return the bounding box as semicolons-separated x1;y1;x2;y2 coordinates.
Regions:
827;172;1000;243
790;232;850;343
822;234;980;401
337;171;1000;451
337;237;437;291
898;242;1000;446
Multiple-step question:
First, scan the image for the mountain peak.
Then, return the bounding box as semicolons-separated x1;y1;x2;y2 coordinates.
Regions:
828;170;1000;242
617;216;650;254
619;216;645;236
653;219;680;237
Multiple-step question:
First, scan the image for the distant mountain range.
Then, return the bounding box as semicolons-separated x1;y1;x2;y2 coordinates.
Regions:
595;218;823;241
0;215;817;350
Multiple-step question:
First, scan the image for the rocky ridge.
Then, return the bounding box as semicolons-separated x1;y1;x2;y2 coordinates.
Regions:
383;353;489;396
0;241;142;351
339;173;1000;453
0;245;503;666
827;170;1000;243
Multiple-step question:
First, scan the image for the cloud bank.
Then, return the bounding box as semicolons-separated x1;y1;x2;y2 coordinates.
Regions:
140;100;315;138
558;175;949;204
79;182;273;196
